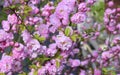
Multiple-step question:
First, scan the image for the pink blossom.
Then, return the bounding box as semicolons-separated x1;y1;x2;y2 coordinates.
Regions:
38;67;46;75
30;5;39;14
49;14;61;33
0;29;9;41
55;32;72;51
12;60;22;72
55;0;76;17
21;30;32;43
12;43;26;59
108;1;114;7
30;0;40;4
54;0;76;26
79;70;86;75
26;39;41;58
46;43;57;57
92;51;98;57
38;61;57;75
62;14;69;25
0;29;13;49
27;39;40;51
69;59;80;67
71;12;86;24
0;54;13;73
50;14;61;26
87;0;96;5
8;14;18;25
94;69;101;75
2;20;10;31
38;24;49;37
78;2;88;12
104;8;116;16
102;51;111;60
116;23;120;32
41;2;54;17
4;0;12;7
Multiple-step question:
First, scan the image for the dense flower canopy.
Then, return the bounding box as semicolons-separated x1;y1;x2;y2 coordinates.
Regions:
0;0;120;75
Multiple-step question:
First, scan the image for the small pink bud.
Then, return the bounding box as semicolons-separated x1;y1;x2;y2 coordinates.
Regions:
94;69;101;75
108;1;114;7
117;8;120;12
14;42;19;47
10;41;14;46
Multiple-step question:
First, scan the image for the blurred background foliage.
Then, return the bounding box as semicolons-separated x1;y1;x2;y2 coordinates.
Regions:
91;0;105;23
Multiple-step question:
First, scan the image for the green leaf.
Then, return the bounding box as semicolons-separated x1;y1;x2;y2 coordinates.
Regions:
30;65;37;70
85;29;94;34
102;67;116;75
18;72;27;75
9;5;16;9
35;55;50;65
54;0;61;6
91;1;105;22
53;51;61;58
39;0;49;8
34;34;46;42
34;71;38;75
19;25;26;33
102;67;108;73
24;0;28;2
24;5;32;14
56;60;60;68
9;3;21;10
27;25;35;33
100;26;105;32
111;72;116;75
21;5;32;20
65;27;70;36
71;34;78;42
38;36;45;42
0;73;5;75
0;10;7;23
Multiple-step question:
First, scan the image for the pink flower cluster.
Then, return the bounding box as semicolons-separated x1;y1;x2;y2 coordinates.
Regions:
104;1;120;34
